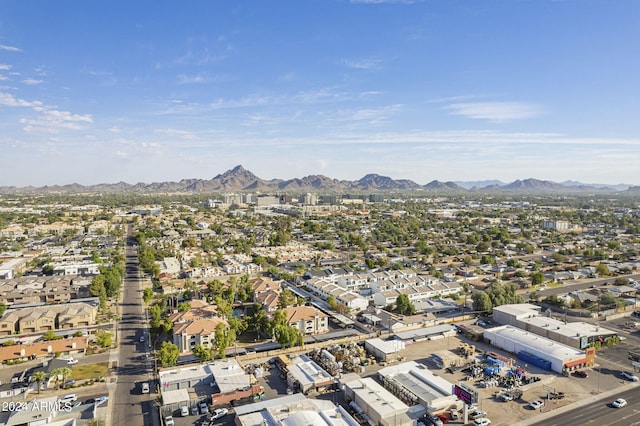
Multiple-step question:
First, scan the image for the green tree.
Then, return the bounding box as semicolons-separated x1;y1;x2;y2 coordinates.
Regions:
95;330;113;348
214;324;236;359
530;272;545;286
42;330;59;341
472;291;493;312
192;344;212;362
274;324;302;349
0;302;6;317
51;367;72;389
277;289;297;309
596;263;611;276
248;306;269;333
158;342;180;367
177;302;191;312
31;371;46;394
143;288;154;304
395;294;416;315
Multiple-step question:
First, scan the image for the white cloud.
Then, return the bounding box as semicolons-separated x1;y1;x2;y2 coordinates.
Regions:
177;73;208;84
22;78;43;85
154;128;197;140
342;57;382;70
0;92;43;108
0;64;11;70
0;44;21;52
445;101;544;122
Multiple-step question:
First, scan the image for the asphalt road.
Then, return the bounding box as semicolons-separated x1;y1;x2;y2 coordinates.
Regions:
533;273;640;298
109;227;156;426
527;387;640;426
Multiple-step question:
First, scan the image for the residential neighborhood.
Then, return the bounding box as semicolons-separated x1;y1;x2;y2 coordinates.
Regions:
0;190;639;426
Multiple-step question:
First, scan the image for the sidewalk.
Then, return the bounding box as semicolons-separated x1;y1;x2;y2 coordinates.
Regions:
512;381;640;426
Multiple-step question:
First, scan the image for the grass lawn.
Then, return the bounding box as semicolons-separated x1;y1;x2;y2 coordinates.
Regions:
71;362;109;380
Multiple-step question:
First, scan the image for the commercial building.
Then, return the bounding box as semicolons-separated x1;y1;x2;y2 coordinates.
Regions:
234;394;359;426
377;361;458;413
286;354;335;394
363;338;405;362
493;304;617;349
343;377;420;426
483;325;595;374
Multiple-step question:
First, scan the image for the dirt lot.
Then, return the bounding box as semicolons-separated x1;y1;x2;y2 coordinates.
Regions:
358;334;621;426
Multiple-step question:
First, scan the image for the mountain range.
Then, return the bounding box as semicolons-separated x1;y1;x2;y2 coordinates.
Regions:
0;165;638;195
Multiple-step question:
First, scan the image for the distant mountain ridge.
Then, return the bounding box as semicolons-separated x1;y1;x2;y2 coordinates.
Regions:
0;165;635;195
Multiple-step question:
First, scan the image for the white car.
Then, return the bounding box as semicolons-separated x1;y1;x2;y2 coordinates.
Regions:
612;398;627;408
528;400;544;409
95;396;108;407
141;382;150;394
59;394;78;403
200;402;209;414
65;357;78;365
165;416;175;426
180;406;189;416
621;371;639;382
212;408;229;419
473;418;491;426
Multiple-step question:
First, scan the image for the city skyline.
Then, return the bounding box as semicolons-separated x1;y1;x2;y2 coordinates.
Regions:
1;1;639;187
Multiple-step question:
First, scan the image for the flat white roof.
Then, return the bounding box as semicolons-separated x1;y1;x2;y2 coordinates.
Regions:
492;303;541;318
345;377;407;419
288;354;333;387
162;388;190;405
211;358;251;394
485;325;585;359
520;316;616;339
378;361;453;404
365;338;404;354
159;363;214;387
236;395;360;426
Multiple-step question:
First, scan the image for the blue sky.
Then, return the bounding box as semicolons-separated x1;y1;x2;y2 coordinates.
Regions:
1;0;639;187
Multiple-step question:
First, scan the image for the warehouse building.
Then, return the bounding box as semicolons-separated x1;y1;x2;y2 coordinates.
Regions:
343;377;421;426
483;325;595;374
377;361;458;413
493;304;617;349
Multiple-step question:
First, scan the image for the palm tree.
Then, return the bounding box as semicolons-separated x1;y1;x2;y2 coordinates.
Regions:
30;371;46;394
51;367;72;389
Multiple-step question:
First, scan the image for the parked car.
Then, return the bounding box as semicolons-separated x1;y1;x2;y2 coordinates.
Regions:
165;416;175;426
423;413;443;426
200;402;209;414
612;398;627;408
212;408;229;420
95;396;108;407
621;371;639;382
191;405;199;415
180;406;189;416
64;357;78;365
572;370;588;378
469;409;488;420
59;394;78;404
63;379;75;388
141;382;150;394
528;400;544;409
435;414;448;424
473;419;491;426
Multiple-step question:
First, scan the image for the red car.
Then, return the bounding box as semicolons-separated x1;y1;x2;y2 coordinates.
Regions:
436;414;449;424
